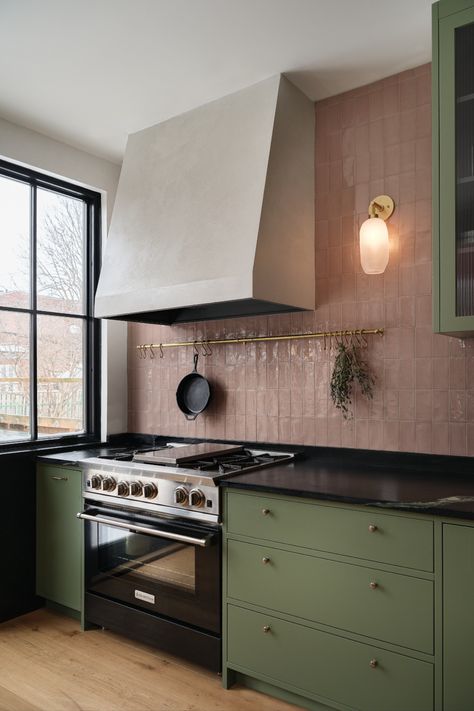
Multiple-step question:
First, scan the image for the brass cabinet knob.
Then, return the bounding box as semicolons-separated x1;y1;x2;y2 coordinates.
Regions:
262;557;271;565
369;659;378;669
262;508;271;516
369;581;378;590
368;524;378;533
262;625;271;633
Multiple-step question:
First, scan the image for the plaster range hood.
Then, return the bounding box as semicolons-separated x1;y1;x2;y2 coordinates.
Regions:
95;74;315;325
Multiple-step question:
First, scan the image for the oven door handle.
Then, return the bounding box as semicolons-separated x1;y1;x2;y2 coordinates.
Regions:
76;511;213;547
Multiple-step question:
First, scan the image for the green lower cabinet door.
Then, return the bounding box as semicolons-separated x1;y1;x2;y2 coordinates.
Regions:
36;465;82;611
227;539;433;654
227;604;433;711
443;523;474;711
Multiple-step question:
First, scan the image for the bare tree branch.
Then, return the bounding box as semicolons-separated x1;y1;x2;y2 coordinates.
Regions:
37;197;84;307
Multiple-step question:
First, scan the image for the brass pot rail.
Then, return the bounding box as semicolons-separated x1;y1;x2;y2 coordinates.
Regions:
136;328;384;359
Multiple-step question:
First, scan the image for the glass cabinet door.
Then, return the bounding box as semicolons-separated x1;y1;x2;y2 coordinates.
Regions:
435;2;474;334
454;20;474;317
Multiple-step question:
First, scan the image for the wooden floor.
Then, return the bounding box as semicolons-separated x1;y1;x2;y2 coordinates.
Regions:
0;609;298;711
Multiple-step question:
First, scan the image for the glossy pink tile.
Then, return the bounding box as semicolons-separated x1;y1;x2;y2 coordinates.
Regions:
433;391;449;422
399;420;416;451
400;78;417;111
399;391;415;420
449;391;466;422
383;421;400;451
449;422;466;456
416;390;432;421
431;422;449;455
415;422;432;453
415;358;432;389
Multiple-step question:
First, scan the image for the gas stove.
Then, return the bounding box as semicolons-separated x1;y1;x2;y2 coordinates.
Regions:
81;442;296;523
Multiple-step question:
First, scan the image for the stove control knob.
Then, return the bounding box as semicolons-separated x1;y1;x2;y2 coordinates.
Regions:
117;481;130;497
130;481;143;497
102;476;116;492
143;483;158;500
174;486;188;505
190;488;205;508
89;474;102;490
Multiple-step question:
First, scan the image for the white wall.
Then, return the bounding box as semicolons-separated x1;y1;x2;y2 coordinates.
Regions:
0;116;127;437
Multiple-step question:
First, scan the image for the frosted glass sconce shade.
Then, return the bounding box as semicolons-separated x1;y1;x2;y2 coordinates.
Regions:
359;194;394;275
359;217;390;275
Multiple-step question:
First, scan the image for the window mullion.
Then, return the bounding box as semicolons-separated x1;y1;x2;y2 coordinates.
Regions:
85;200;93;435
30;184;38;441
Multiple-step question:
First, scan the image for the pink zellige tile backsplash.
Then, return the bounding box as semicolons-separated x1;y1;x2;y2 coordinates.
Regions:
128;63;474;456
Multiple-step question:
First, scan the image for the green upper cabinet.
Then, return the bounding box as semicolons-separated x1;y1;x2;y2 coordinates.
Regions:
433;0;474;334
36;464;82;613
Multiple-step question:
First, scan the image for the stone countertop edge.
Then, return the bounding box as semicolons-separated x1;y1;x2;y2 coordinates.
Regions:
220;456;474;521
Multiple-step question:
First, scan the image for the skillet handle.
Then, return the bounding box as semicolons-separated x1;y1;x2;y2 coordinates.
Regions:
193;353;199;372
184;413;198;421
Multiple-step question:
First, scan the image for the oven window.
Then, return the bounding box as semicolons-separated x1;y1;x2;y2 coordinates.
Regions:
97;524;196;594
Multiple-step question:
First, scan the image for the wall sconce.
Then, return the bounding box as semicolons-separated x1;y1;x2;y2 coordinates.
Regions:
359;195;395;275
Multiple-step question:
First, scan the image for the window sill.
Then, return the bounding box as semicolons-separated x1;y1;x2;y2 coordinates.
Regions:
0;435;103;458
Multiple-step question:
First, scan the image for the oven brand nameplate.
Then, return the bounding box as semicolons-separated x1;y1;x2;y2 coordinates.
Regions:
134;589;156;605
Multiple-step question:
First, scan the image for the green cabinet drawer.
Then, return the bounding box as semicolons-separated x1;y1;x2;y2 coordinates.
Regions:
226;491;434;571
227;539;433;654
227;604;434;711
36;464;82;612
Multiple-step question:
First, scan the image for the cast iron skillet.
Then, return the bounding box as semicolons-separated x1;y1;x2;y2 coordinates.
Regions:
176;353;211;420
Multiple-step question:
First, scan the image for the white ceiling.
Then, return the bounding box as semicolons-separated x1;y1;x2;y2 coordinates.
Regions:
1;0;433;164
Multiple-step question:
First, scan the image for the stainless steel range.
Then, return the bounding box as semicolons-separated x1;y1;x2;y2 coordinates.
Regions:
80;441;295;523
78;441;295;672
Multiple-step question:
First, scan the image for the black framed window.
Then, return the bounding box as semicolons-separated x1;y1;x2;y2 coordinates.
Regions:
0;159;101;445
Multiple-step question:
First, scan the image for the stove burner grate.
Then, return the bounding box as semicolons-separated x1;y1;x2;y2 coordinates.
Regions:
183;449;284;473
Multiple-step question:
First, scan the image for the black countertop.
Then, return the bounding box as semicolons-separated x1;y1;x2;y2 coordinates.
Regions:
37;435;474;520
222;451;474;520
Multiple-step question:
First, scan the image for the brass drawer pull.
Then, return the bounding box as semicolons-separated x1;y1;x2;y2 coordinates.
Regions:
369;659;378;669
369;581;378;590
368;524;378;533
262;625;271;634
262;556;271;565
51;476;68;481
262;508;271;516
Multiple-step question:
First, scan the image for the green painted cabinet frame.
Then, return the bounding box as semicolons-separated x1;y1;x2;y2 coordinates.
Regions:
443;523;474;711
36;464;82;614
222;488;474;711
433;0;474;334
222;490;443;711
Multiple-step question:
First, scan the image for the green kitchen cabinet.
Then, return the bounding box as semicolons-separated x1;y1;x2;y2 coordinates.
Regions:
443;523;474;711
433;0;474;334
223;490;439;711
36;464;82;613
227;605;433;711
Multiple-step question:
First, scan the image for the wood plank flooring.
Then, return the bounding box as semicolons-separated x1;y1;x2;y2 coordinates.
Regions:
0;609;298;711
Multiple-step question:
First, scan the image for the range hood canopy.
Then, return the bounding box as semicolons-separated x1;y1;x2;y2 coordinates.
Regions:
95;74;315;325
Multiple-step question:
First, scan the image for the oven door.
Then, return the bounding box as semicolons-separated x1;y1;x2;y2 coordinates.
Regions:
79;504;220;634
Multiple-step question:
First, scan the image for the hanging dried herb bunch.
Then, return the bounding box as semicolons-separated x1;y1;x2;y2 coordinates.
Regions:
330;342;375;419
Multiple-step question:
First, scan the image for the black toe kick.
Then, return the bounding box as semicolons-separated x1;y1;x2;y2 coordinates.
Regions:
84;593;221;672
